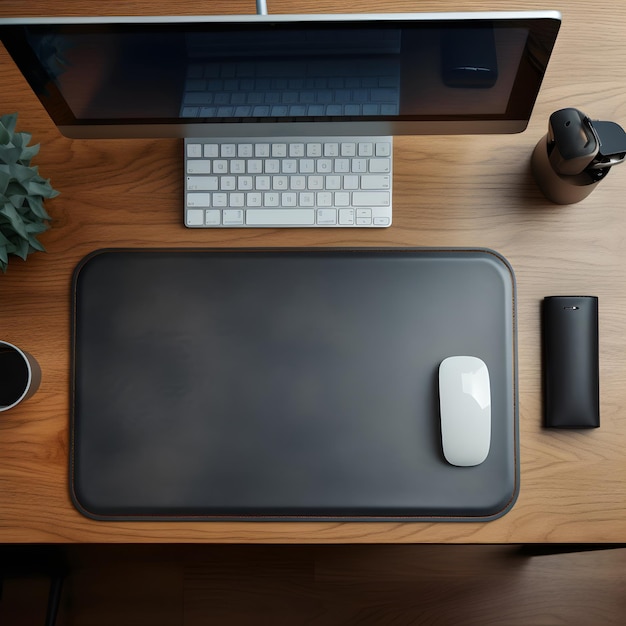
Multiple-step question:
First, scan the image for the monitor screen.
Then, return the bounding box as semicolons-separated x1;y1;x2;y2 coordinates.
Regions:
0;12;561;138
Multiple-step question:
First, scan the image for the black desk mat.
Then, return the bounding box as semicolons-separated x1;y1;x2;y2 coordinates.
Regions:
70;248;518;521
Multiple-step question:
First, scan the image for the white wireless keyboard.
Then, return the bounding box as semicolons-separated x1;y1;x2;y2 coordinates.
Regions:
184;137;392;228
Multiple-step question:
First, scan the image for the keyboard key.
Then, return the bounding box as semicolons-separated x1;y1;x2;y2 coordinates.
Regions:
335;159;350;173
246;209;315;225
223;209;244;225
205;210;221;225
256;176;271;190
186;209;204;225
375;142;391;157
271;143;287;157
299;192;315;206
187;160;211;174
213;160;228;174
230;193;245;207
369;159;391;173
317;208;337;225
272;176;288;190
361;175;391;190
351;159;367;173
230;160;246;173
187;177;218;191
307;176;324;190
247;159;263;174
344;175;359;190
265;159;280;173
306;143;322;157
317;192;333;207
187;143;202;158
247;193;262;207
341;142;356;156
282;192;297;207
282;159;298;174
353;191;390;206
300;159;315;173
187;193;211;207
338;208;355;225
335;192;351;207
238;176;253;190
220;176;236;191
213;193;228;207
316;159;332;173
290;176;306;190
263;192;280;207
326;176;341;190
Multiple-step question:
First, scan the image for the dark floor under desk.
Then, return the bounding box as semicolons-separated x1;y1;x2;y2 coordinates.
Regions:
2;544;625;626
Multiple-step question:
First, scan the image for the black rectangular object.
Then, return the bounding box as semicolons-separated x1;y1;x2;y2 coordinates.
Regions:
543;296;599;428
70;248;518;521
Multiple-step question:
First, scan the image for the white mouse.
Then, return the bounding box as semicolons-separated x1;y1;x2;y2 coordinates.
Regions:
438;356;491;467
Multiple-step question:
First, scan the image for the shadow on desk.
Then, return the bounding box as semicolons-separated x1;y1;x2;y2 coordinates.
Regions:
2;544;626;625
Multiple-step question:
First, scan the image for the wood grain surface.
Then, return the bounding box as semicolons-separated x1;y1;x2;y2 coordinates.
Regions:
1;0;626;544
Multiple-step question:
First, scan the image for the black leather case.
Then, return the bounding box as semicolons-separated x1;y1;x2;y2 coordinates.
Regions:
543;296;599;428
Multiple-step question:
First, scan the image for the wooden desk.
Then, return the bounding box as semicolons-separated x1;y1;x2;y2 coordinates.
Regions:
1;0;625;544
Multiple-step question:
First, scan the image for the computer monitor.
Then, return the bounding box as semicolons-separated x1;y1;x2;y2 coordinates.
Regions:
0;11;561;139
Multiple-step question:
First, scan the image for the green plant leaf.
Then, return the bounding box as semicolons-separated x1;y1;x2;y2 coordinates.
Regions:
11;131;23;148
0;230;12;246
13;236;29;260
26;179;59;198
0;243;8;263
0;113;18;134
26;233;46;252
8;193;26;209
25;220;50;234
6;180;28;197
3;236;17;254
8;162;39;182
19;143;40;164
0;169;10;195
0;146;22;166
25;195;52;221
0;203;29;238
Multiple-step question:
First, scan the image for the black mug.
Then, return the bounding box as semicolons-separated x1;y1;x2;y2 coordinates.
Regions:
0;340;42;412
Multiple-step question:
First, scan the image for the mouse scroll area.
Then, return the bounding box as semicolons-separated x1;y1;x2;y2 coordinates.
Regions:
439;356;491;467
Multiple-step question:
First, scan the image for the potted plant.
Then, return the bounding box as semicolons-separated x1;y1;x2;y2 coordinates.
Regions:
0;112;59;273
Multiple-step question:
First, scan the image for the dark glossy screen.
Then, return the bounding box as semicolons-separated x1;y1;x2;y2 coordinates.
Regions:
0;17;560;128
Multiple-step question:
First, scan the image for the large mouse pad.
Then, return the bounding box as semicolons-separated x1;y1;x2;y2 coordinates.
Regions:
71;248;518;521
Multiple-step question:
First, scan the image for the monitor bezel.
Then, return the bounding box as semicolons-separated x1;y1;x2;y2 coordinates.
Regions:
0;11;562;139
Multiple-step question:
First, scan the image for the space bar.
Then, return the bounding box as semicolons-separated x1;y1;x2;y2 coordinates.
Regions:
245;209;316;225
